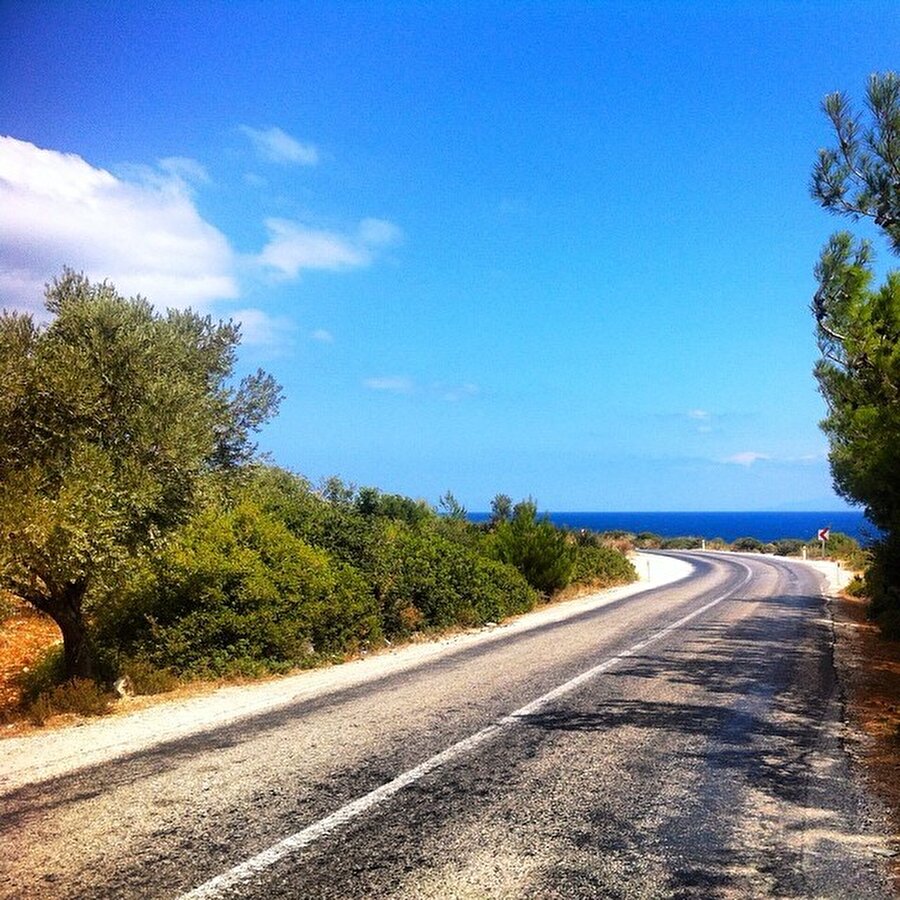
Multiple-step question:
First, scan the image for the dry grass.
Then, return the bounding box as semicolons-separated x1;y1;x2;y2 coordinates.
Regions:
0;594;62;730
833;590;900;888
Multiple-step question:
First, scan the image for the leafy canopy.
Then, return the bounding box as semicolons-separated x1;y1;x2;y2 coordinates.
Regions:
0;271;280;675
810;72;900;626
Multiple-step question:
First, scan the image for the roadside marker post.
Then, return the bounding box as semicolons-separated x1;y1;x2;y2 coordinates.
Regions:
818;526;831;559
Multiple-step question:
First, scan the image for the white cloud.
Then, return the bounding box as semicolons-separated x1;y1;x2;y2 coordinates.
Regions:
0;136;238;314
724;451;770;467
256;217;402;279
158;156;210;185
239;126;318;166
257;219;366;276
311;328;334;343
229;307;294;348
685;409;716;433
358;217;403;246
362;377;479;402
364;376;415;394
439;382;480;402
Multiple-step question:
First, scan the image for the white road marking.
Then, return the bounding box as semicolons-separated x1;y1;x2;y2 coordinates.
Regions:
180;561;753;899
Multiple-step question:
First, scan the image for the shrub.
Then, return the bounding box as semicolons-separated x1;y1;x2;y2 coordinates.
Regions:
491;500;574;595
95;500;382;676
772;539;806;556
370;521;537;634
242;466;374;569
570;544;636;587
634;532;663;549
355;486;434;526
661;536;704;550
120;658;180;695
598;531;635;554
732;536;764;552
806;531;868;570
18;645;67;705
26;678;112;725
866;536;900;637
0;591;16;624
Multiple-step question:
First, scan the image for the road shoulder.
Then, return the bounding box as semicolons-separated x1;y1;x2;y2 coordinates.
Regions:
830;587;900;891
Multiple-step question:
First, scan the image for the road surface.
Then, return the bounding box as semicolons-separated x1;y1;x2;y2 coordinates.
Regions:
0;552;893;898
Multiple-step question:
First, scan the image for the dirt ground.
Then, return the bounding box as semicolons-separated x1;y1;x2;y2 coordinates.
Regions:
0;596;61;731
831;590;900;889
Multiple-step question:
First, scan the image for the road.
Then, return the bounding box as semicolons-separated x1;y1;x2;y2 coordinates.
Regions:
0;552;893;898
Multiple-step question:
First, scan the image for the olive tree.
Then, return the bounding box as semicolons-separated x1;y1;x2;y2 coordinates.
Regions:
0;271;281;678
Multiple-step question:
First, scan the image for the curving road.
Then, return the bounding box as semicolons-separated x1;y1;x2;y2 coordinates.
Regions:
1;552;893;898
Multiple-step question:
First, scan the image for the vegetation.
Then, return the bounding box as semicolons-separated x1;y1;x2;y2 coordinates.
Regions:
23;265;875;719
732;536;766;553
569;530;639;587
0;272;281;679
84;475;634;689
0;273;636;723
492;499;574;595
810;72;900;632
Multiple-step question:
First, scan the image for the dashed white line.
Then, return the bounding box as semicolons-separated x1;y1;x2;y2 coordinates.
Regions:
180;561;753;899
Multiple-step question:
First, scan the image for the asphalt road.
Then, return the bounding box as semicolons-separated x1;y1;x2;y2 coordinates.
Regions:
1;552;893;898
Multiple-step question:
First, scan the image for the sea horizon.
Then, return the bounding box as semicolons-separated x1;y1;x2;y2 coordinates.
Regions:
468;509;877;544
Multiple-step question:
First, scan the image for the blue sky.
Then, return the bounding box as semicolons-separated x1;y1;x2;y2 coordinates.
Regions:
1;1;898;511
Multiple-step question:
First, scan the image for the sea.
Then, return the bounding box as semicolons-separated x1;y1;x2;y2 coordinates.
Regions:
468;510;878;545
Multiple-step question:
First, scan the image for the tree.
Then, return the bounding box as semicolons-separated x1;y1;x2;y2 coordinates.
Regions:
492;498;573;595
438;490;467;521
490;493;512;525
811;72;900;626
811;73;900;253
0;271;281;678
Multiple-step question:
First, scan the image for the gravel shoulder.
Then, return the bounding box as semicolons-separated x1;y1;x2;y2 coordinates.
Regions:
0;552;691;792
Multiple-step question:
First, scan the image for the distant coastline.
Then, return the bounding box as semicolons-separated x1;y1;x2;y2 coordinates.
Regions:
468;510;877;545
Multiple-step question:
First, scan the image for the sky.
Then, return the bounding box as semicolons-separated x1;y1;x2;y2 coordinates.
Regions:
1;1;898;512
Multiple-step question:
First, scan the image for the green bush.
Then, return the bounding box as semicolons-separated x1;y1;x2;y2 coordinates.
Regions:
95;500;382;676
866;536;900;637
491;500;573;595
570;543;636;587
26;678;112;725
242;466;375;569
772;539;806;556
355;486;434;526
661;536;704;550
805;531;868;570
17;645;67;705
0;591;16;624
731;536;765;552
120;658;180;695
370;520;537;634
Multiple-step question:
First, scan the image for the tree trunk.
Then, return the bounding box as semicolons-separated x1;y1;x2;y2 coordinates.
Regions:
57;607;97;681
30;579;96;681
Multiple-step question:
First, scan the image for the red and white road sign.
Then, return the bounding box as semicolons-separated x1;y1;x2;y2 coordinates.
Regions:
818;527;830;542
